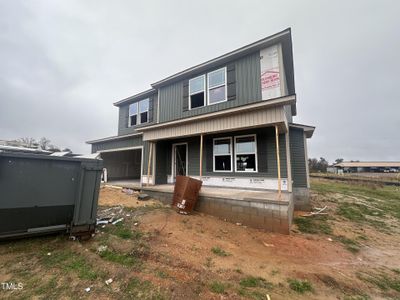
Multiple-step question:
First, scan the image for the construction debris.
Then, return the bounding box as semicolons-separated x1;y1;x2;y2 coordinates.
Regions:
97;245;108;253
122;188;135;195
301;206;328;217
105;278;113;285
138;193;150;201
112;218;124;225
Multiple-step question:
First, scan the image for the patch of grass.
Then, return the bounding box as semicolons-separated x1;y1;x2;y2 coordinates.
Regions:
357;271;400;292
288;279;313;294
98;249;139;267
34;276;58;295
336;236;361;253
235;268;243;274
124;277;166;299
40;249;75;267
211;246;230;257
311;180;400;220
39;249;99;281
240;276;272;289
337;203;384;226
115;227;133;239
64;256;98;280
238;288;270;300
209;281;226;294
392;268;400;275
103;221;144;240
294;216;332;235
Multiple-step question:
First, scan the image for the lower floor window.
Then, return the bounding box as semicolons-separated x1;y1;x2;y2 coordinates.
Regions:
235;135;257;172
236;154;256;172
213;137;232;172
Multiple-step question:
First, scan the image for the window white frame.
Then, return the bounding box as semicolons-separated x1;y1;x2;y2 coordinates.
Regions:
207;67;227;106
188;75;206;110
128;103;137;127
128;98;149;127
171;142;188;180
234;134;258;173
213;137;233;172
139;98;149;125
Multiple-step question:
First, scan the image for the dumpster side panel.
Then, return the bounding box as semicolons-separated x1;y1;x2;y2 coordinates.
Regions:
0;153;102;239
73;161;102;227
0;156;80;208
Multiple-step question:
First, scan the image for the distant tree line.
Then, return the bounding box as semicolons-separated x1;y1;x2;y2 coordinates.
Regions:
308;157;344;173
19;137;71;153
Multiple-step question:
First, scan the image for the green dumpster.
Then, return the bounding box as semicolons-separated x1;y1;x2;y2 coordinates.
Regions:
0;151;103;239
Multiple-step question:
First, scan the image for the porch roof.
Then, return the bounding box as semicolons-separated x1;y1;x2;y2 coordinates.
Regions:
139;95;295;141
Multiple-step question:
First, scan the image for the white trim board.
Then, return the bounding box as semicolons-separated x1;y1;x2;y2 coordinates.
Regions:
96;146;143;153
141;175;155;185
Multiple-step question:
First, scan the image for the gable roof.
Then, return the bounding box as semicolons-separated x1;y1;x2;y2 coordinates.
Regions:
113;28;294;107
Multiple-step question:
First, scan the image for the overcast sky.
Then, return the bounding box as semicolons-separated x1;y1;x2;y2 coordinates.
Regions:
0;0;399;162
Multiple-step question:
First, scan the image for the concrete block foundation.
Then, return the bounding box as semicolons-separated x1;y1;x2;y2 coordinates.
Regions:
142;188;294;234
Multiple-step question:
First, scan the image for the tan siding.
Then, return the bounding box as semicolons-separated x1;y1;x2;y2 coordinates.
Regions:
143;107;286;141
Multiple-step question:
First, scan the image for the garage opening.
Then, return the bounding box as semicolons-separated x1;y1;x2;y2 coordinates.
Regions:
100;149;142;182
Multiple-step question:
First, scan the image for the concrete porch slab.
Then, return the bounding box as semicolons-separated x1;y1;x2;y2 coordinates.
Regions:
103;179;141;190
142;184;291;203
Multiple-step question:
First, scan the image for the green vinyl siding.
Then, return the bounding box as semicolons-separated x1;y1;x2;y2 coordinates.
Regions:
289;127;308;187
158;52;262;123
118;93;158;136
91;135;143;153
153;127;287;183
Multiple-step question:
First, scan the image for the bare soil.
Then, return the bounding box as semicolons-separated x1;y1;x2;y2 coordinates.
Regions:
0;180;399;299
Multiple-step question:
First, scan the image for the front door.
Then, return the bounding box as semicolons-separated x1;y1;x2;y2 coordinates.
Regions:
173;143;187;179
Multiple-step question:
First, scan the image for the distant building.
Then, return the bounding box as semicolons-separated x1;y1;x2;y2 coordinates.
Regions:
333;162;400;173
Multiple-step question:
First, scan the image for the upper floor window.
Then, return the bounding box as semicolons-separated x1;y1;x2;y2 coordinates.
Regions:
129;98;149;127
139;98;149;124
189;75;205;109
188;67;227;110
207;67;227;105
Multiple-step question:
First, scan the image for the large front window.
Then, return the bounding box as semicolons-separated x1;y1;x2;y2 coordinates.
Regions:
129;98;149;127
213;137;232;172
235;135;257;172
189;75;205;109
207;67;226;104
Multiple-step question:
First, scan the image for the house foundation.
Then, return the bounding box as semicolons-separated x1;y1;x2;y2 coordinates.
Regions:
142;185;294;234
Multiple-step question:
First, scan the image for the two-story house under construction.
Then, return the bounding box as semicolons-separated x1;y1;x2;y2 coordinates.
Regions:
87;28;314;234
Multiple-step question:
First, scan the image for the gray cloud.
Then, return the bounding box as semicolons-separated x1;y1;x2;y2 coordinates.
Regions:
0;0;399;163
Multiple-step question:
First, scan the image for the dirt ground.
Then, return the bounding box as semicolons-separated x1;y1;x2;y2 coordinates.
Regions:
98;185;161;207
0;180;399;299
